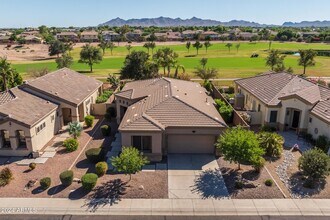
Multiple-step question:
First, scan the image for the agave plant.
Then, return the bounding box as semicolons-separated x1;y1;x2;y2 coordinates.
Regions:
68;121;82;139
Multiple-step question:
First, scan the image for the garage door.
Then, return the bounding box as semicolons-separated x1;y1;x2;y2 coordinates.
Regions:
167;135;215;154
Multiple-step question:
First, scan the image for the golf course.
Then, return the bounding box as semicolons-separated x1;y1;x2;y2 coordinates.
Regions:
10;41;330;84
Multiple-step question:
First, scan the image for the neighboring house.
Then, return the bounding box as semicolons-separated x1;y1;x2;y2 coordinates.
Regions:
102;31;120;42
115;78;227;161
0;68;103;157
56;32;79;42
23;35;43;44
181;30;202;40
80;30;99;42
234;72;330;139
201;31;220;40
0;36;11;44
238;32;259;40
0;31;12;37
125;30;142;41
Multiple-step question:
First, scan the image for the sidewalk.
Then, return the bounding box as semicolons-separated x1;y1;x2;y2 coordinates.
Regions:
0;198;330;217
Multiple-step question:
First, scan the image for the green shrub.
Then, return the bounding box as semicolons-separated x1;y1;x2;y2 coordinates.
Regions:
214;99;233;123
29;162;36;170
40;177;51;190
96;90;113;103
203;80;213;93
84;115;95;127
68;121;82;139
0;167;13;186
59;170;74;186
227;86;235;94
260;125;276;132
100;125;111;136
81;173;98;191
258;132;284;158
298;149;330;183
316;135;329;153
252;157;265;173
95;162;108;177
85;147;104;163
235;180;244;189
265;179;273;186
63;138;79;152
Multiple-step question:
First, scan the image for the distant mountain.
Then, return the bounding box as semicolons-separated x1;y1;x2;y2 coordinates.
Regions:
282;20;330;27
99;17;268;27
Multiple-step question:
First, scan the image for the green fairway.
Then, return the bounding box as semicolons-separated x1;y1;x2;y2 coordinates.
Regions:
12;42;330;81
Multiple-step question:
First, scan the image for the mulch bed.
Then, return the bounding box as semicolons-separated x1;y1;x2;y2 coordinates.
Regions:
217;157;284;199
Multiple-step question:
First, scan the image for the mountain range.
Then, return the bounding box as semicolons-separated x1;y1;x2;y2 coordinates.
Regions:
99;17;330;27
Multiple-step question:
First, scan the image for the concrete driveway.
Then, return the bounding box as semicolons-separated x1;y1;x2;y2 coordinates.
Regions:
168;154;229;199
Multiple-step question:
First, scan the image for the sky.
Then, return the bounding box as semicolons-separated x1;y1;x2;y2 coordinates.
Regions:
1;0;329;28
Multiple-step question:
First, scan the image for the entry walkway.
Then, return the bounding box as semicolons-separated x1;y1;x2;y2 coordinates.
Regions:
168;154;228;199
279;131;311;152
0;198;329;217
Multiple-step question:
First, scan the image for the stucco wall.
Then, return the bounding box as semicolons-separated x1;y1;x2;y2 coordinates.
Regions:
308;115;330;139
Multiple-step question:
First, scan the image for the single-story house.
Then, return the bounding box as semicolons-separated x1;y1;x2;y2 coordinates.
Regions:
80;30;99;42
201;31;220;40
234;72;330;139
102;31;120;42
56;32;79;42
0;68;103;157
115;78;227;161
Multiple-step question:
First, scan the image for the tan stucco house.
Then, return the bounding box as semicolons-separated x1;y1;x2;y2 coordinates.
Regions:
0;68;102;157
115;78;227;161
234;72;330;139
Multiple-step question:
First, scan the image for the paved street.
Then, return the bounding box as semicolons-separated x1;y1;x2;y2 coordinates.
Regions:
168;154;228;199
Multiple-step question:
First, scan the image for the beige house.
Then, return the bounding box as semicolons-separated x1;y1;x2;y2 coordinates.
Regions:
0;68;102;157
115;78;226;161
56;32;79;42
234;72;330;139
80;30;99;42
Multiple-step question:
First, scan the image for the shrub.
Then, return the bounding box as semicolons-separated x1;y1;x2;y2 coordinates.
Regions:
0;167;13;186
100;125;111;136
40;177;51;190
258;132;284;158
63;138;79;152
68;121;82;139
227;86;235;94
96;90;113;103
260;125;276;132
214;99;233;123
29;162;36;170
59;170;74;186
112;146;149;181
298;149;330;183
265;179;273;187
252;157;265;173
84;115;95;127
85;147;104;163
235;180;244;189
315;135;329;153
203;80;213;93
95;162;108;177
81;173;98;191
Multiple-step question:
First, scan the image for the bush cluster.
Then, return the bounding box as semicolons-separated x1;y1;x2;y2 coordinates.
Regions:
59;170;74;186
260;125;276;132
85;147;105;164
214;99;233;123
96;90;113;103
84;115;95;127
29;162;36;170
95;162;108;177
265;179;273;187
258;132;284;158
40;177;51;190
100;125;111;136
315;135;329;153
63;138;79;152
0;167;13;186
81;173;98;191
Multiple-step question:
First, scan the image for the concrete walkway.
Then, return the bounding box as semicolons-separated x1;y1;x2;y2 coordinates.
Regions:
0;198;330;217
168;154;228;199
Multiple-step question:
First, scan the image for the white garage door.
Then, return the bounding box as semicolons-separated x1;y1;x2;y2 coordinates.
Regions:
167;135;215;154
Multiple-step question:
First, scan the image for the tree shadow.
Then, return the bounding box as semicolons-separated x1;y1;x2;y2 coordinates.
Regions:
68;186;90;200
47;184;67;196
241;170;260;181
289;171;326;198
191;169;229;199
31;186;45;195
75;158;91;169
84;178;127;212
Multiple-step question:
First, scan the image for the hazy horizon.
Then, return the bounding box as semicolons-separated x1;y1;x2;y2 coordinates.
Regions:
1;0;329;28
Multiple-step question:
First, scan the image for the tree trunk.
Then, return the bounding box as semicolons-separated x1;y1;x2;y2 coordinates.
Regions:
303;65;306;75
238;163;241;170
90;65;93;72
2;74;7;91
163;67;166;76
129;174;132;182
167;66;170;77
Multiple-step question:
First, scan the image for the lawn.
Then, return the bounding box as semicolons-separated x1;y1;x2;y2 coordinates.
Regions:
12;42;330;82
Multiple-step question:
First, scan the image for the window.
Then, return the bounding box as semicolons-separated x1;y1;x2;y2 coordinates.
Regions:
35;122;46;134
269;111;278;123
245;94;248;104
51;115;55;123
258;104;261;112
132;136;152;153
309;117;313;123
0;130;11;148
16;130;27;149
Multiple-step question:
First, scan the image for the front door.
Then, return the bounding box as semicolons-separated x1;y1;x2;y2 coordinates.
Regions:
291;110;300;129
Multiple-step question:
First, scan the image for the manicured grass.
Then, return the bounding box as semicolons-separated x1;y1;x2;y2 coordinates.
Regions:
12;42;330;79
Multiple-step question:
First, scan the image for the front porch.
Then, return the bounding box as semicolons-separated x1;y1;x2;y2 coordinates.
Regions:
278;130;312;152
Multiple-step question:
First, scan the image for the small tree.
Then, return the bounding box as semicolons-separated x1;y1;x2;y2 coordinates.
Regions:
98;40;108;55
48;40;68;57
107;73;120;88
111;146;149;181
108;42;116;55
200;58;208;69
126;44;132;54
266;49;286;71
215;126;264;169
68;121;82;139
186;41;191;53
298;149;329;186
225;43;233;52
193;41;203;55
55;53;73;69
235;43;241;53
258;132;284;158
298;49;317;75
79;44;103;72
204;41;212;53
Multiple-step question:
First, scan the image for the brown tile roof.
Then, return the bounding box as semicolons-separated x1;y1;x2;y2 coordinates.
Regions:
311;99;330;123
0;88;57;127
81;31;98;36
0;90;15;105
117;78;226;131
22;68;102;106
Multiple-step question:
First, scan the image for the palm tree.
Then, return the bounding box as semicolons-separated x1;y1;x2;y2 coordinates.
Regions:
143;42;151;54
193;41;203;55
186;41;191;53
298;49;317;75
126;44;132;54
225;43;233;52
98;40;108;55
235;43;241;53
68;121;82;139
149;42;156;55
108;42;116;55
153;48;178;77
174;64;185;78
204;41;212;53
266;49;286;71
194;67;218;81
200;58;208;69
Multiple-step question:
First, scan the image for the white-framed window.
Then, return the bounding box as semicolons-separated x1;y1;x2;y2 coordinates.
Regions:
36;122;46;134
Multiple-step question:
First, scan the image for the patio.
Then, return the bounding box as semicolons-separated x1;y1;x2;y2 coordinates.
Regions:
278;131;312;152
